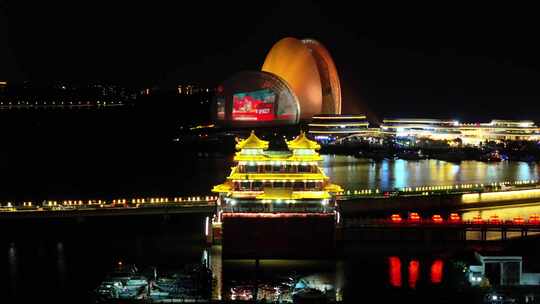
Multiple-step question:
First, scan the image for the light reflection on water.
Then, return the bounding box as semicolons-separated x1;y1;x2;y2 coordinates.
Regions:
209;249;344;302
57;242;67;289
208;249;446;302
388;257;444;289
321;155;540;191
8;243;17;297
2;157;540;302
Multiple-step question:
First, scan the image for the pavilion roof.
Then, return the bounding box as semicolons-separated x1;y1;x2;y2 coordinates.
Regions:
287;131;321;150
235;131;269;150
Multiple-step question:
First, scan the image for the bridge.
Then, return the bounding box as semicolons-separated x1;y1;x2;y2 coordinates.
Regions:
2;180;540;220
0;195;217;219
2;180;540;245
335;179;539;200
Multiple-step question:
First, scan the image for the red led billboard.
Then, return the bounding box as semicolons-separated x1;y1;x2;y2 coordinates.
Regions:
232;89;275;121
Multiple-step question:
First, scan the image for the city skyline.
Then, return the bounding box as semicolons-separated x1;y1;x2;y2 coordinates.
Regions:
3;3;540;300
2;3;540;121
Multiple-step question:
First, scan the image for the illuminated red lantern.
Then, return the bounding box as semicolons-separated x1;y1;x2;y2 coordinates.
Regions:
488;215;501;224
529;214;540;224
391;214;402;223
408;212;421;222
513;216;525;225
472;216;484;224
432;214;443;223
449;213;461;223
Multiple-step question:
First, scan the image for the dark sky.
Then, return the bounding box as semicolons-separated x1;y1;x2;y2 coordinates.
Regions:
1;2;540;122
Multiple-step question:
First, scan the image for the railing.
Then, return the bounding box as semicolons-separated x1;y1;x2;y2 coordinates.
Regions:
336;179;540;199
344;215;540;228
0;195;218;213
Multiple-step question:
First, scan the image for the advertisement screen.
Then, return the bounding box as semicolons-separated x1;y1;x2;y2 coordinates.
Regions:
232;89;275;121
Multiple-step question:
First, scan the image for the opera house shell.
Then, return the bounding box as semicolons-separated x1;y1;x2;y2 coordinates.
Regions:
214;37;341;126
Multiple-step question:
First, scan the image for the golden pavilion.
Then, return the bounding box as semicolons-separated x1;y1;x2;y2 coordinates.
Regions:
212;131;343;214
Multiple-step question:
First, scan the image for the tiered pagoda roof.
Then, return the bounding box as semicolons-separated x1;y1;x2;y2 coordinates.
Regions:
235;130;269;150
212;131;343;200
286;131;321;150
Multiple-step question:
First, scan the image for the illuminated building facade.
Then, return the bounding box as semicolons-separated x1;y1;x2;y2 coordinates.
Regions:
262;37;342;118
177;84;210;96
380;118;540;146
0;82;134;110
212;131;342;213
214;37;342;126
211;131;343;257
381;118;462;141
213;71;301;126
307;114;373;143
459;120;540;145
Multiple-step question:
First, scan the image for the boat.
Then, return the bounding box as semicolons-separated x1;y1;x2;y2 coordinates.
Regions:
396;149;425;160
480;150;506;162
94;264;149;301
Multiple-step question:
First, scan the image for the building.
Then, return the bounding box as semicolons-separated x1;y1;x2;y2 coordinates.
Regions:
262;37;341;117
213;37;342;126
307;114;372;143
0;82;134;111
380;118;540;146
177;84;210;96
211;131;343;258
213;71;301;126
460;120;540;145
468;252;540;286
380;118;461;141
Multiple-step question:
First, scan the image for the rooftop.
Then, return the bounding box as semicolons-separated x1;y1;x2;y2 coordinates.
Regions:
235;131;269;150
287;131;321;150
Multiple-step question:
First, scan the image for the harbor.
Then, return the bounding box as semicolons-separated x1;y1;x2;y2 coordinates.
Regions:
94;263;212;302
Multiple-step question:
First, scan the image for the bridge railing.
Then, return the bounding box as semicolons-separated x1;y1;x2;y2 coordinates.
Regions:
0;195;218;213
344;214;540;227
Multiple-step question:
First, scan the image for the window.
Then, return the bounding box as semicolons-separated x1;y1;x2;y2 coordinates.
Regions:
253;181;263;191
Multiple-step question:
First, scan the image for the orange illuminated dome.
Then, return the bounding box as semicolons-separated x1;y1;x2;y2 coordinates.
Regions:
262;37;342;119
215;37;341;126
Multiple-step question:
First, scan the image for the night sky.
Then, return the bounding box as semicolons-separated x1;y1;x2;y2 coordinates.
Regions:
1;2;540;122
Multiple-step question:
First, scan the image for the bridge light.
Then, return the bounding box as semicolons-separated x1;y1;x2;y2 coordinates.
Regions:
449;213;461;223
513;216;525;225
472;216;484;224
488;214;501;224
408;212;420;222
432;214;443;223
529;214;540;224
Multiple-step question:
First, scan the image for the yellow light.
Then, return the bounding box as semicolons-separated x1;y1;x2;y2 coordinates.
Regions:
463;188;540;203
